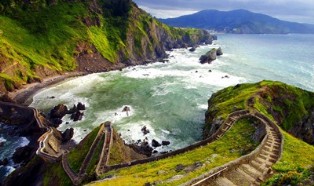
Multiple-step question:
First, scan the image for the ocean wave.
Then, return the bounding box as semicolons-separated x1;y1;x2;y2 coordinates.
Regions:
0;137;7;143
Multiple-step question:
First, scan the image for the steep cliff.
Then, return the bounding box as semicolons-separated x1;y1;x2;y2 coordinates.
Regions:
204;80;314;145
0;0;213;93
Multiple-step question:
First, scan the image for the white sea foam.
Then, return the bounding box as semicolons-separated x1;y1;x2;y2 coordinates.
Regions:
0;137;6;143
117;120;157;144
3;166;15;176
198;104;208;110
18;137;29;148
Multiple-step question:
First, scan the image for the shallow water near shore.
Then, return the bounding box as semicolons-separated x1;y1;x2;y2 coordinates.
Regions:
29;34;314;153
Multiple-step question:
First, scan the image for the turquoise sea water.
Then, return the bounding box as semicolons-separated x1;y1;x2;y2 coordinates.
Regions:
30;34;314;150
2;34;314;180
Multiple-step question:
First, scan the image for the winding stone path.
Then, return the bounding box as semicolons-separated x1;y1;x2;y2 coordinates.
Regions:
96;121;113;176
61;108;282;186
187;111;283;186
79;124;106;176
62;122;113;185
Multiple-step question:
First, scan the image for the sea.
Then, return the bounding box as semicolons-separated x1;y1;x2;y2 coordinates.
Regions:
1;34;314;181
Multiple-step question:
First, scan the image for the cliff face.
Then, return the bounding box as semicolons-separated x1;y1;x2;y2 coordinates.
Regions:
204;81;314;145
0;0;213;93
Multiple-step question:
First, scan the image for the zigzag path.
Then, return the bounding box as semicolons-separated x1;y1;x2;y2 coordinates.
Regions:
62;122;113;185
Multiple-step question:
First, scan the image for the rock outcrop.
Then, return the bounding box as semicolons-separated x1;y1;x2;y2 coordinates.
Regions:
50;104;68;119
62;128;74;143
290;109;314;145
199;48;223;64
0;0;215;93
12;146;34;164
152;139;161;148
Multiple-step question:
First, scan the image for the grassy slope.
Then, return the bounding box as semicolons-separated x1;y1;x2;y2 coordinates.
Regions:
89;118;258;186
43;126;101;186
0;0;209;92
262;130;314;185
0;2;88;90
205;80;314;185
205;80;314;132
67;125;101;173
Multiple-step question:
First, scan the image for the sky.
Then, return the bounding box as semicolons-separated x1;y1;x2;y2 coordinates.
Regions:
133;0;314;24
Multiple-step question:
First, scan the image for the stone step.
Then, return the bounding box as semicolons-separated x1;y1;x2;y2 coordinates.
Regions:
215;177;237;186
236;167;256;183
258;154;276;162
225;170;252;186
250;160;266;172
261;150;279;159
266;141;280;146
265;143;280;149
240;164;262;179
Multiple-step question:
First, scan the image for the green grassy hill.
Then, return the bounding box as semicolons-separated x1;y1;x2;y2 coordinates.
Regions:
0;0;213;93
204;80;314;185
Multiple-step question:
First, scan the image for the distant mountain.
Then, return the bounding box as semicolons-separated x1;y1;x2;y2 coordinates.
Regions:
160;9;314;34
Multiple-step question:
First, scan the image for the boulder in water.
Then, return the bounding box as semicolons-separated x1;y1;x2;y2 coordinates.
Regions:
0;158;9;166
162;140;170;146
12;146;33;164
189;47;196;52
152;139;161;147
141;126;150;135
70;111;84;121
62;128;74;143
216;47;223;56
77;102;86;110
199;48;217;64
50;104;68;119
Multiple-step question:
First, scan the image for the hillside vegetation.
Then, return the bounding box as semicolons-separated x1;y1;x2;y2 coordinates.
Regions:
204;80;314;185
0;0;213;93
90;118;258;185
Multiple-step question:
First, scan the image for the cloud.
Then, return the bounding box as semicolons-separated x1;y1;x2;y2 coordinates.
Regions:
133;0;314;24
139;6;197;18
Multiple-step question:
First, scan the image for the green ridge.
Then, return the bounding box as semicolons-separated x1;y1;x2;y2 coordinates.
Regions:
0;0;210;92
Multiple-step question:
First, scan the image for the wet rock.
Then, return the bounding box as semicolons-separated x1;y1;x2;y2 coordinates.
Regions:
199;48;217;64
123;106;130;112
50;104;68;119
141;126;150;135
189;47;196;52
70;111;84;121
0;141;5;147
153;150;158;154
216;47;223;56
67;105;77;114
50;118;63;127
12;146;33;164
208;70;212;72
152;139;161;147
130;141;153;157
162;141;170;146
77;102;86;110
0;158;9;166
62;128;74;143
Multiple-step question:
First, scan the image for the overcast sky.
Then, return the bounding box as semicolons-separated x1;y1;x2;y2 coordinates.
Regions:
133;0;314;24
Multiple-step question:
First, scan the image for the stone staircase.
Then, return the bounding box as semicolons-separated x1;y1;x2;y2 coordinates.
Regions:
189;112;282;186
